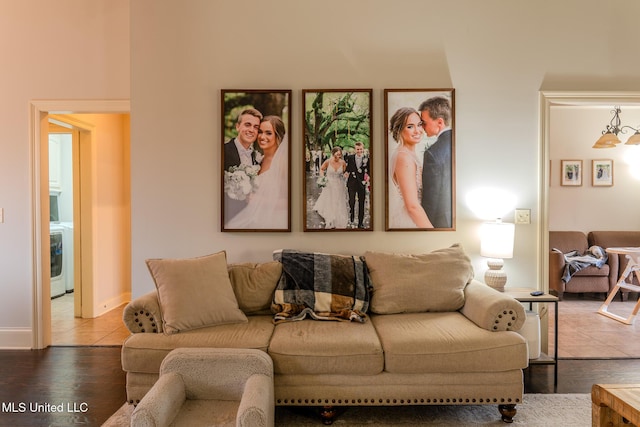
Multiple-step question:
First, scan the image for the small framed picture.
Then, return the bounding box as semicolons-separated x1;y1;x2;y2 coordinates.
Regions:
221;89;292;232
592;159;614;187
302;89;373;231
560;160;582;186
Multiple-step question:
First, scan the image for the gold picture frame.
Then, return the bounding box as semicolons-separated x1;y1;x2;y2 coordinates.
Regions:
560;159;582;187
592;159;613;187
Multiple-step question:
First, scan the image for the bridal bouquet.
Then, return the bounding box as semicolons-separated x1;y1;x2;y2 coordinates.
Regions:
224;164;260;200
316;176;328;188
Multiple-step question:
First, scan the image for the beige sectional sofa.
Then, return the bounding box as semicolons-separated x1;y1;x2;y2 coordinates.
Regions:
121;246;529;423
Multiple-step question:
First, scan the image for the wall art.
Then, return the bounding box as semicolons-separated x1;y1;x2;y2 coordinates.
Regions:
384;89;456;230
560;159;582;187
302;89;373;231
592;159;613;187
221;89;292;232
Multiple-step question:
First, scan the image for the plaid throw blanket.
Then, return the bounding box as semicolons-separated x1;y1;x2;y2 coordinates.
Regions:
271;249;371;323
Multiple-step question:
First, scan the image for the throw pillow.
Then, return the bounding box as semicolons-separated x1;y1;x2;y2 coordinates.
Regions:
365;244;474;314
146;251;247;334
228;261;282;314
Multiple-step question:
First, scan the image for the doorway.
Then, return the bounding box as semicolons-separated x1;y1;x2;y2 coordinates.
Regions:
539;91;640;358
30;100;131;349
47;113;132;346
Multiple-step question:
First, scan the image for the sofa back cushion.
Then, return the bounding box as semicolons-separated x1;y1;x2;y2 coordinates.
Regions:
549;231;589;254
228;261;282;314
588;231;640;250
364;244;474;314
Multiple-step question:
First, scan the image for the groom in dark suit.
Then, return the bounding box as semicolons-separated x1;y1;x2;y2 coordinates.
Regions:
419;96;453;229
223;108;262;225
344;142;369;228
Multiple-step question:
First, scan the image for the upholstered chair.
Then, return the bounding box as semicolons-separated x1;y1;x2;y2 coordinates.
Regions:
549;231;610;300
130;348;274;427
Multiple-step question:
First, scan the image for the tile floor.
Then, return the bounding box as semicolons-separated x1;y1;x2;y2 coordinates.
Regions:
548;293;640;358
51;293;130;346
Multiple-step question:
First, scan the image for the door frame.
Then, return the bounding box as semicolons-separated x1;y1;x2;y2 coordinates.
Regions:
29;99;130;349
538;91;640;292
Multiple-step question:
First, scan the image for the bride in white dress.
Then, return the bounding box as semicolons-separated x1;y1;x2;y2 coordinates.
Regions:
313;146;349;229
388;107;434;229
226;116;288;230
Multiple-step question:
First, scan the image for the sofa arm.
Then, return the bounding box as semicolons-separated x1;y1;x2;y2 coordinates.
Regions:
122;291;163;334
460;280;526;332
130;372;186;426
548;249;566;297
237;374;275;427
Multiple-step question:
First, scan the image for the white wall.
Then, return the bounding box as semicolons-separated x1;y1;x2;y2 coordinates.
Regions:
0;1;129;347
3;0;640;348
129;0;640;297
549;106;640;232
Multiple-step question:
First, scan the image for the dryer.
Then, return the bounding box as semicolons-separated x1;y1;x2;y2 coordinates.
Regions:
50;224;65;298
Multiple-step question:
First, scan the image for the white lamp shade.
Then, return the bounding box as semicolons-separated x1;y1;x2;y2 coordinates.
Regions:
481;221;515;259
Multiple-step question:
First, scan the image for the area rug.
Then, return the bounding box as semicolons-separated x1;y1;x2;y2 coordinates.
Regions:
103;393;590;426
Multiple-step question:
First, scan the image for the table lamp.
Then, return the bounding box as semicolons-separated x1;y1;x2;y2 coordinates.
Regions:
480;219;515;291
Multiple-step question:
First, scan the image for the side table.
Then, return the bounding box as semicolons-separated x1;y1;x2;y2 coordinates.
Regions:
504;288;559;391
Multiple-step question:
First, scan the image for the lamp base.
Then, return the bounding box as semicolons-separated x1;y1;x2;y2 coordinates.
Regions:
485;259;507;292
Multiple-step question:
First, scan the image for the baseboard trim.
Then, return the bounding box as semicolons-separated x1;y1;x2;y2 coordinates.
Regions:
95;292;131;318
0;327;32;349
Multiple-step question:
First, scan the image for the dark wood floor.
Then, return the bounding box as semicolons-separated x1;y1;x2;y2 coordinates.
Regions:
0;346;125;427
1;346;640;426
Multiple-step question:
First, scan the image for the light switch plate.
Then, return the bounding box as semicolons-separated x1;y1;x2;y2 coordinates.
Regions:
515;209;530;225
0;208;3;223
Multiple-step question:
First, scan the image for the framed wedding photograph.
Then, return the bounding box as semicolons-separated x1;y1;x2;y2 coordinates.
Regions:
302;89;373;231
384;89;455;231
560;159;582;186
592;159;613;187
221;89;292;232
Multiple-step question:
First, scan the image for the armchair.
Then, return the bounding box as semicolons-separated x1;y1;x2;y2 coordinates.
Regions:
130;348;274;427
549;231;609;300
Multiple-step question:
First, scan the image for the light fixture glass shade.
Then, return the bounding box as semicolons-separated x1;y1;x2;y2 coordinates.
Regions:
480;220;515;292
593;132;621;148
625;132;640;146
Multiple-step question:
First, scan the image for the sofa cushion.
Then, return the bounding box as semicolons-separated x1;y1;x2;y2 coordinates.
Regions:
146;251;247;334
371;312;528;374
122;315;275;374
574;265;609;277
365;245;473;314
228;261;282;314
268;319;383;375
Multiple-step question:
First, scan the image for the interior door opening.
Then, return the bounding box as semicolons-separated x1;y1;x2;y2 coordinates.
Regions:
47;112;131;346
